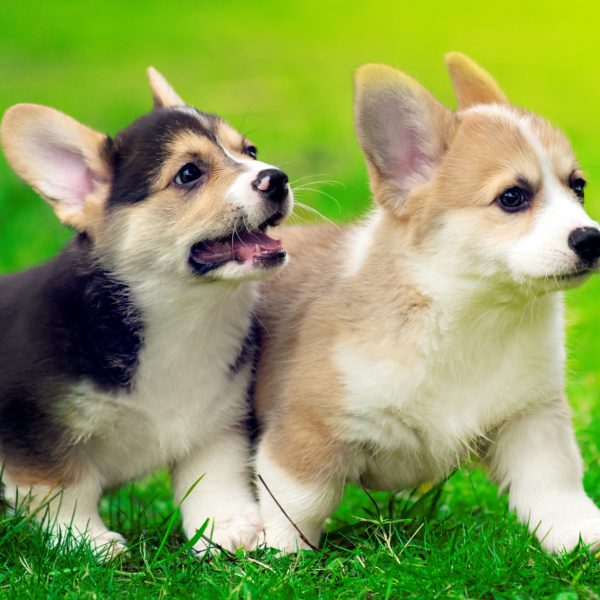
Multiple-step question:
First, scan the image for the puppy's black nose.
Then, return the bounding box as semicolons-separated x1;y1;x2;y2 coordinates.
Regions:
568;227;600;266
252;169;289;204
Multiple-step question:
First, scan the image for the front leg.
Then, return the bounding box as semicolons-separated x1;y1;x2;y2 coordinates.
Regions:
2;472;126;559
486;397;600;553
171;428;262;555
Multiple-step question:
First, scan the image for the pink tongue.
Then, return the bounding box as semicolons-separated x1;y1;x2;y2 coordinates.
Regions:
191;231;282;263
233;231;282;261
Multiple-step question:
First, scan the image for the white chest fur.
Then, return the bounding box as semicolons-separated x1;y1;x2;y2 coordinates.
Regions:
61;280;257;486
332;292;566;488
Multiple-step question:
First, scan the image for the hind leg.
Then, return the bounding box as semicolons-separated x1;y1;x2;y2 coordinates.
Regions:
255;424;346;553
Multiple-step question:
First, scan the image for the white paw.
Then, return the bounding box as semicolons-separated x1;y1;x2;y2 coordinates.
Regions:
90;530;128;560
192;504;264;555
536;516;600;553
52;527;127;560
261;523;316;554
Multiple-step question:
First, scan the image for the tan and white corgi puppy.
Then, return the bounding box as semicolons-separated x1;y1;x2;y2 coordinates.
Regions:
253;53;600;554
0;69;293;556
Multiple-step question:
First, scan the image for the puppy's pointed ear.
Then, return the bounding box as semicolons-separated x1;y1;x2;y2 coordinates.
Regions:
147;67;185;108
1;103;111;231
354;64;454;210
445;52;508;109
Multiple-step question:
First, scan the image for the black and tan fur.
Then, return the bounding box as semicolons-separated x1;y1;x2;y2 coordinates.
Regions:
0;68;292;556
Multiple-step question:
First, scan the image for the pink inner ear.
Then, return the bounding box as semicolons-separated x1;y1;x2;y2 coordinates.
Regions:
385;128;433;197
39;140;96;209
358;84;443;203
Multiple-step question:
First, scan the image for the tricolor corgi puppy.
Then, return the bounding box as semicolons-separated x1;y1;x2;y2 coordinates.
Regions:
0;69;292;556
253;53;600;554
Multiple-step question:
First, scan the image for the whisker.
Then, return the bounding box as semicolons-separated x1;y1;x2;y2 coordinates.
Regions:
293;200;341;230
289;174;344;187
292;178;345;188
287;211;318;226
293;186;342;212
289;172;333;183
293;185;340;195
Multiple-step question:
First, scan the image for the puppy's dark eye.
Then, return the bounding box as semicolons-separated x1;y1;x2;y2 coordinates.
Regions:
570;177;586;202
244;145;258;159
174;163;203;186
497;186;531;213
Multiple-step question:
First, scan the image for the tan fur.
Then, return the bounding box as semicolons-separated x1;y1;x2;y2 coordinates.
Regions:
147;67;185;108
5;450;85;488
445;52;508;108
1;74;263;256
95;127;266;282
1;69;294;556
403;110;580;248
0;101;271;286
255;225;351;480
217;121;256;158
255;219;436;482
255;58;582;487
354;64;457;210
0;104;110;232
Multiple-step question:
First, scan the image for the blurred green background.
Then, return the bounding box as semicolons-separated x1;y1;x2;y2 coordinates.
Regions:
2;1;600;594
1;0;599;476
1;0;599;472
3;0;600;270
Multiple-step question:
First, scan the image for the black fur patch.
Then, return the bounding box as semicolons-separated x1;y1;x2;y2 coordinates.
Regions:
0;236;143;392
229;319;261;375
0;235;143;477
0;387;69;473
107;107;222;206
237;318;262;444
0;105;229;480
64;265;142;391
15;235;143;391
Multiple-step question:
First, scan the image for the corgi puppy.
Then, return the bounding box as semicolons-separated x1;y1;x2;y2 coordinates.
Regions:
0;68;292;556
253;53;600;554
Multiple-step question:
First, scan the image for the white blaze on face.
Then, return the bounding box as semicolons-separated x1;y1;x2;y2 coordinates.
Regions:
508;113;597;280
508;181;597;281
468;105;599;282
222;147;293;226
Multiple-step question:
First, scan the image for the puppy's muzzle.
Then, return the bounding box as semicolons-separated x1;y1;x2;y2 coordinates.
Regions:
252;169;289;205
568;227;600;267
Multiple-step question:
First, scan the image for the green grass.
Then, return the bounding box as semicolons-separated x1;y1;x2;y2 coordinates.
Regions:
2;1;600;597
2;472;600;598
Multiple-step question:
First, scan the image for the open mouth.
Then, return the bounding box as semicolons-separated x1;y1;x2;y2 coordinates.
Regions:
189;221;286;276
